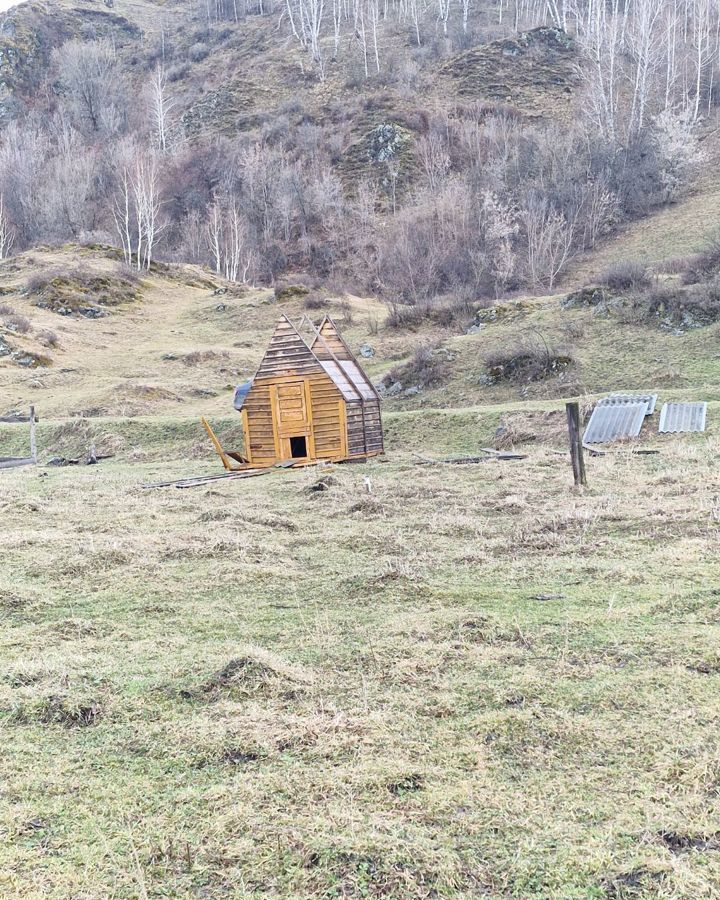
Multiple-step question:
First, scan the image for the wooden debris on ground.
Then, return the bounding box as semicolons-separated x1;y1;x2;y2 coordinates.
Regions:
412;449;527;465
581;445;661;457
141;469;271;490
46;449;115;467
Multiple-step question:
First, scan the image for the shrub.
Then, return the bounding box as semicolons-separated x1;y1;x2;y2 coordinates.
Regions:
38;329;59;348
599;260;651;291
682;236;720;284
274;280;310;302
662;278;720;326
386;303;427;330
384;344;451;390
189;42;209;62
167;62;190;82
338;298;354;325
302;294;327;310
386;296;474;331
3;313;31;334
485;336;574;383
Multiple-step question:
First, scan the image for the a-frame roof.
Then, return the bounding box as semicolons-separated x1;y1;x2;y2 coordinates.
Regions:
249;315;380;404
309;316;381;401
254;315;326;380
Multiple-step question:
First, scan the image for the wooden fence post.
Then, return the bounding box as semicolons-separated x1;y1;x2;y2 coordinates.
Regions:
29;406;37;463
565;401;587;487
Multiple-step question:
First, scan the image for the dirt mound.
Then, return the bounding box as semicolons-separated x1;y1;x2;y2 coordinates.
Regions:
181;648;314;703
28;268;141;318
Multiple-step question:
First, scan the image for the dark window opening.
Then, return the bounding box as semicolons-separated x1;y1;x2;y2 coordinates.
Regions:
290;435;307;458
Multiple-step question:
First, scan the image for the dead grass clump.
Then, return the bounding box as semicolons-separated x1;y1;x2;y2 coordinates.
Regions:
220;745;268;766
485;339;574;383
0;592;29;613
386;773;424;795
494;409;569;447
560;319;585;341
198;509;233;522
306;474;338;493
13;695;103;728
183;648;313;702
343;495;385;516
123;384;183;402
182;349;229;366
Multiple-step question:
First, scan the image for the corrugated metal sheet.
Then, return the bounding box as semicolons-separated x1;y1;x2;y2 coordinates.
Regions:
342;361;377;400
319;361;358;400
319;360;376;401
608;393;658;415
583;400;649;444
658;402;707;433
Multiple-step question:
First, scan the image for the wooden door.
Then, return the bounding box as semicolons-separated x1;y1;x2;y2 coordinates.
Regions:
270;380;315;461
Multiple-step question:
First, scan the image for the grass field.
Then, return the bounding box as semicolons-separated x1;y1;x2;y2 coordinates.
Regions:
3;245;720;897
2;425;720;898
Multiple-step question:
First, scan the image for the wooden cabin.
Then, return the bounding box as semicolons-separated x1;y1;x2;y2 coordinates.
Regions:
236;315;383;467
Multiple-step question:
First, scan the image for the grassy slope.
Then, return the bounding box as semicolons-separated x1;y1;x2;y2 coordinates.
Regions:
564;138;720;286
1;245;719;455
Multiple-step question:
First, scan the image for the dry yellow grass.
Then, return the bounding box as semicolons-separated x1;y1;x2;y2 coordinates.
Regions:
2;433;720;897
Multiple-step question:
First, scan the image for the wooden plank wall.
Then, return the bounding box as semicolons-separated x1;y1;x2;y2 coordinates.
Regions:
243;379;277;466
362;399;384;454
309;375;345;458
346;400;367;456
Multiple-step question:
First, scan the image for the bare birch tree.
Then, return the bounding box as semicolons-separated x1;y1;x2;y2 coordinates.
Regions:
0;195;15;260
150;64;177;153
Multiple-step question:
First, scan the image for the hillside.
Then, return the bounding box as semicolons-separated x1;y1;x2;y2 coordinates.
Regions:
1;240;719;461
0;0;709;303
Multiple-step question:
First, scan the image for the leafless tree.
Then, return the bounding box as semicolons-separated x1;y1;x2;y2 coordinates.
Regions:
113;150;164;270
56;39;123;134
149;64;177;153
206;195;255;282
0;195;15;259
522;199;574;290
